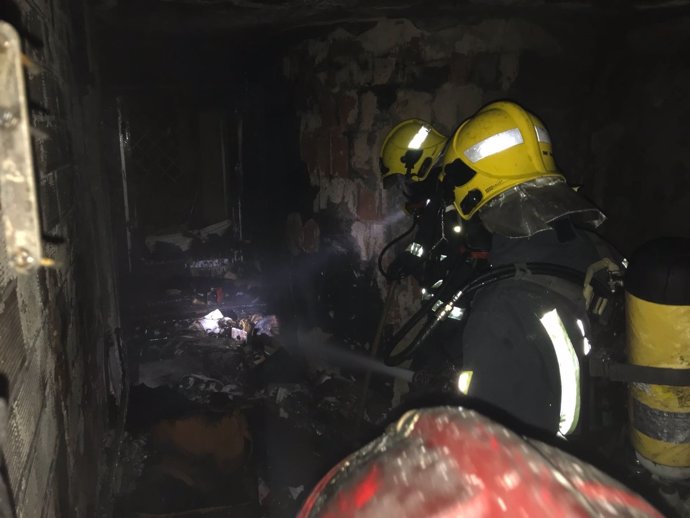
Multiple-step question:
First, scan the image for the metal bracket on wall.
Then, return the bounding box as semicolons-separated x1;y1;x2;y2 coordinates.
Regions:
0;22;45;274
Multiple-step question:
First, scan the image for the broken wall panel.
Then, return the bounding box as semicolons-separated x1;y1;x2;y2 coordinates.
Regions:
0;0;124;517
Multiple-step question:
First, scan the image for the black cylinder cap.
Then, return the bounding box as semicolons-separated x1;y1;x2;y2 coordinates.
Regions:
626;237;690;305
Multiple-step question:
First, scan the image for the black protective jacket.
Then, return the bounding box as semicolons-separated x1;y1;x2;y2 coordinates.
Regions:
456;224;617;434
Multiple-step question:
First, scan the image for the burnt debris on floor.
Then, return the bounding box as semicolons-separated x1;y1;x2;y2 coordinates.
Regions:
112;220;396;518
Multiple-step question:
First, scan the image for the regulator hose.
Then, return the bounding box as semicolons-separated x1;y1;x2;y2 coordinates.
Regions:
378;218;418;281
381;253;476;359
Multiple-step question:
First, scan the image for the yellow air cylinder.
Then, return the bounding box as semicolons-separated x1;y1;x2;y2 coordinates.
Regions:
626;238;690;479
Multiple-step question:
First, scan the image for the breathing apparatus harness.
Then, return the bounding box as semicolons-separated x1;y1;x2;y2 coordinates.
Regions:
382;261;618;366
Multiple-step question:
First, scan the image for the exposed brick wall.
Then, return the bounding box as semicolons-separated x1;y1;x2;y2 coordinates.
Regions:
0;0;123;516
288;13;690;286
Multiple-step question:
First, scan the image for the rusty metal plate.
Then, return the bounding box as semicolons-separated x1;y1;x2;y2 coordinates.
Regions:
0;22;43;273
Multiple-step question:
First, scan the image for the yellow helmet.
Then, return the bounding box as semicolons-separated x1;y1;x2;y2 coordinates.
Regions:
442;101;562;219
380;119;448;182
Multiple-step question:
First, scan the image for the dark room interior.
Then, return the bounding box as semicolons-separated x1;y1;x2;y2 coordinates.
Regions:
1;0;690;517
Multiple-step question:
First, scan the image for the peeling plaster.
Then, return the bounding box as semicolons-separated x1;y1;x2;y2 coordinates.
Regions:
420;38;451;62
351;132;373;172
392;90;434;121
350;220;387;263
308;27;354;64
358;19;423;54
316;177;359;212
372;56;397;85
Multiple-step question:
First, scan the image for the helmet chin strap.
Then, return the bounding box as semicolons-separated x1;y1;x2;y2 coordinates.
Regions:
400;148;423;174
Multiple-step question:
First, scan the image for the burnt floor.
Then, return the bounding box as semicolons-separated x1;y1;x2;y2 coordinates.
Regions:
110;235;395;518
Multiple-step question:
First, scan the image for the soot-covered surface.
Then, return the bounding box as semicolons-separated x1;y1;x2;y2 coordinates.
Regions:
110;228;398;517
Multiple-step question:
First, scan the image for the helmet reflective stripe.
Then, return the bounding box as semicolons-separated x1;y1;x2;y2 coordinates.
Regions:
535;126;551;144
442;101;564;220
539;308;581;436
380;119;448;181
408;126;431;149
463;128;524;163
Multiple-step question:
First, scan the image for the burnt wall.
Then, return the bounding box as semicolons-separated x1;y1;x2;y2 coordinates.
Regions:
285;12;690;313
284;16;603;321
0;0;123;517
587;13;690;256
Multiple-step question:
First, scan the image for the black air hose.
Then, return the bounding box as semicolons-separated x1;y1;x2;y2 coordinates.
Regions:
378;218;418;280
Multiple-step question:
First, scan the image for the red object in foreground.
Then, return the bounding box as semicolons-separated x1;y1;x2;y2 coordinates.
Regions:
298;407;662;518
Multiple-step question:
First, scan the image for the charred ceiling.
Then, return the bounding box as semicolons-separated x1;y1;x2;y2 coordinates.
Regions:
92;0;690;35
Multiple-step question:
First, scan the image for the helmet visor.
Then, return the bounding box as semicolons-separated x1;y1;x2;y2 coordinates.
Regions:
478;177;606;238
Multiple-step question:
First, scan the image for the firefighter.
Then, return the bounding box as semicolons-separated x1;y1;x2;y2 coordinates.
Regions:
379;118;447;191
380;102;621;437
378;119;449;280
437;100;620;436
